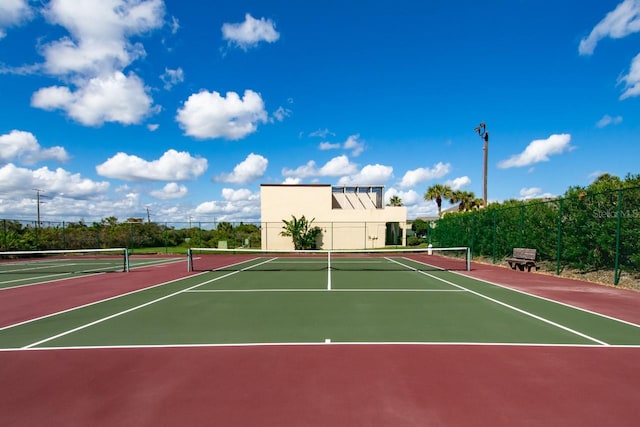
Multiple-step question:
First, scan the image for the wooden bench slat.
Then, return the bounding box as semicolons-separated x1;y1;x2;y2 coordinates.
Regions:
505;248;537;272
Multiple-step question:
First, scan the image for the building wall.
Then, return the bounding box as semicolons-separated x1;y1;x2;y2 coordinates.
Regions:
260;184;407;250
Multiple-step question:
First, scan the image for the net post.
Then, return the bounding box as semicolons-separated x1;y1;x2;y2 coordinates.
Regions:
466;246;471;271
124;248;130;272
187;248;192;272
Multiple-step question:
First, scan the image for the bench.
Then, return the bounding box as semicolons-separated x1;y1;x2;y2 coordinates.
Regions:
505;248;538;272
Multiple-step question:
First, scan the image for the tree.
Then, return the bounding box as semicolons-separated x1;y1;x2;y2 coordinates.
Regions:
387;195;403;207
280;215;322;250
424;184;453;217
450;190;481;212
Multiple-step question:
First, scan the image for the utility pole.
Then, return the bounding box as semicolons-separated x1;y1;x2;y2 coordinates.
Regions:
34;189;45;226
474;122;489;207
146;207;151;223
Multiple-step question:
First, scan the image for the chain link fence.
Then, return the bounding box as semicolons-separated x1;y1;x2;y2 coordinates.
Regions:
428;186;640;286
0;220;262;253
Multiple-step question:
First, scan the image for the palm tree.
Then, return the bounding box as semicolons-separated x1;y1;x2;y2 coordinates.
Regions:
387;195;403;207
450;190;483;212
280;215;321;250
424;184;453;217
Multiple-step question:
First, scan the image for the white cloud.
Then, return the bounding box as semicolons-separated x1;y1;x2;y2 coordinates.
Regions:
96;149;208;181
619;52;640;99
31;71;155;126
147;123;159;131
317;134;365;157
519;187;555;200
25;0;165;125
319;142;341;150
214;153;268;185
385;188;420;206
0;130;69;165
160;67;184;90
150;182;188;200
579;0;640;55
343;134;365;157
0;163;109;199
222;13;280;50
271;106;291;122
445;176;471;191
338;164;393;186
221;188;258;202
498;134;574;168
282;177;301;184
0;0;32;39
596;114;623;127
282;155;358;179
176;89;268;140
194;188;261;221
397;162;451;188
41;0;165;76
309;128;335;139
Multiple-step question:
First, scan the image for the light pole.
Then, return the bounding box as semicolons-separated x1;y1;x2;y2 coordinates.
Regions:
474;122;489;207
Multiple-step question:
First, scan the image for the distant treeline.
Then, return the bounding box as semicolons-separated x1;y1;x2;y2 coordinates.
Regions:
0;216;261;252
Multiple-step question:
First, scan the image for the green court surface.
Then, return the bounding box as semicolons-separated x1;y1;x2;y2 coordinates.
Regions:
1;256;639;350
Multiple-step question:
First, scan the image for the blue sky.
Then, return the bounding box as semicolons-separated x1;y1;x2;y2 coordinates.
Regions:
1;0;639;224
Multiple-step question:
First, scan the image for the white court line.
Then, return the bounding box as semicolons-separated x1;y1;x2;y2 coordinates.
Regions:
0;257;183;291
20;258;277;349
387;257;610;346
452;270;640;330
186;288;465;293
3;341;640;352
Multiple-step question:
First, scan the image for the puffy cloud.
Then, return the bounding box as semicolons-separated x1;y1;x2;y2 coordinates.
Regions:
271;106;291;122
160;67;184;90
24;0;165;125
498;134;574;169
150;182;188;200
41;0;165;76
519;187;555;200
579;0;640;55
0;0;32;39
596;114;623;128
0;130;69;165
214;153;268;185
96;149;208;181
384;188;421;206
282;155;358;179
397;162;450;188
194;188;260;221
176;89;268;140
337;164;393;186
445;176;471;191
619;52;640;99
317;134;365;157
0;163;109;199
222;13;280;50
31;71;155;126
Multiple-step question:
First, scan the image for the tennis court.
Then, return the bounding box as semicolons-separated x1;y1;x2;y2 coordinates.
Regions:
1;248;639;426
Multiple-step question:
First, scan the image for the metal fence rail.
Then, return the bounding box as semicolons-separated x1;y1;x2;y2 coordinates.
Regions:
429;186;640;286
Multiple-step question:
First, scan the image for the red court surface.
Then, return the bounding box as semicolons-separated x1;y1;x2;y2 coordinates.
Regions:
0;258;191;327
1;257;639;426
461;260;640;325
1;344;638;426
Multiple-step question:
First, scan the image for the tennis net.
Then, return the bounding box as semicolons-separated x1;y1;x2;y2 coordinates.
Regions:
0;248;130;274
187;247;471;272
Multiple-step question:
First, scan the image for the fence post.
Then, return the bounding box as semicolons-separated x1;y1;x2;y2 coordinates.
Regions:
519;205;524;247
614;190;622;285
2;219;6;250
556;198;563;275
492;210;497;264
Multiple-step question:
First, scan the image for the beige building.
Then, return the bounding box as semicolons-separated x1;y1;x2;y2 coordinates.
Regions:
260;184;407;250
